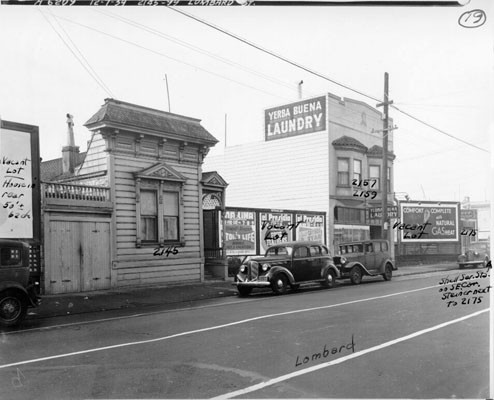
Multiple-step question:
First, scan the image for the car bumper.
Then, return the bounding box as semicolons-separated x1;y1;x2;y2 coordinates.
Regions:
233;275;271;288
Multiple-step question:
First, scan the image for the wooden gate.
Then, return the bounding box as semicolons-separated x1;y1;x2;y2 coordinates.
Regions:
45;217;111;294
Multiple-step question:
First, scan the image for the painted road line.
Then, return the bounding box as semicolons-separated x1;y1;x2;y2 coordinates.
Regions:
0;283;449;369
211;308;490;399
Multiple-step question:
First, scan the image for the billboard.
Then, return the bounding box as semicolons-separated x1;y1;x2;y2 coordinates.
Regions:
259;212;293;253
223;210;256;255
265;96;326;141
296;213;325;242
0;120;40;240
398;202;459;242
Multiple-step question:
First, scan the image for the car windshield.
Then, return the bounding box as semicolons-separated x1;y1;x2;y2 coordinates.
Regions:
266;246;292;256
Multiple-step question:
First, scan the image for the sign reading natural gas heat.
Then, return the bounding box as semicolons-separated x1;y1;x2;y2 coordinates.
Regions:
265;96;326;141
398;202;460;242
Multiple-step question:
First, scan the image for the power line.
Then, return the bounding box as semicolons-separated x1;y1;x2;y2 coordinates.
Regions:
52;13;296;102
166;6;381;103
38;10;114;98
390;104;488;153
167;7;488;154
96;9;305;98
49;10;115;98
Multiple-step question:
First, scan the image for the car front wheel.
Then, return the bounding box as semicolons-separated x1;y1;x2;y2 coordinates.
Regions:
271;273;288;295
349;267;363;285
382;264;393;281
0;290;28;327
321;268;336;288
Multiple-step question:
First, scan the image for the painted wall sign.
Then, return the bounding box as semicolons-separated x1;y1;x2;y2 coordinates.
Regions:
399;202;459;242
265;96;326;141
223;210;256;255
296;214;325;242
0;121;40;240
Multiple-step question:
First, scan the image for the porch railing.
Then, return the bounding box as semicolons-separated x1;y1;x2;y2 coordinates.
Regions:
43;182;110;202
204;247;224;259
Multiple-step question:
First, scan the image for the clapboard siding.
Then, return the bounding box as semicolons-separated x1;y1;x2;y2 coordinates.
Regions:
110;136;203;285
117;272;200;287
78;133;108;175
203;131;329;213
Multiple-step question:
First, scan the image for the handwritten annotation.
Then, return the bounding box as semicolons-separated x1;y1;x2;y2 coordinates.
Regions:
438;269;491;308
295;335;356;368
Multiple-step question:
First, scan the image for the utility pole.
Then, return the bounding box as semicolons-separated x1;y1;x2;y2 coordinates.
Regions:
376;72;393;240
164;74;171;112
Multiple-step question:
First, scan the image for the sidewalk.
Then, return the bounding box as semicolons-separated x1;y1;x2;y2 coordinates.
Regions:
28;262;460;320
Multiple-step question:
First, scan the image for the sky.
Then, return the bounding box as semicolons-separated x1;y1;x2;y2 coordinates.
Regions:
0;0;492;203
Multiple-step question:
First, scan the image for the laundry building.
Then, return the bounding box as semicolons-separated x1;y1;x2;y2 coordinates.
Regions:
203;92;396;253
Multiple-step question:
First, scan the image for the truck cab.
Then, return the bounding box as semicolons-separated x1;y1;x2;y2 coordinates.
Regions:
0;240;40;327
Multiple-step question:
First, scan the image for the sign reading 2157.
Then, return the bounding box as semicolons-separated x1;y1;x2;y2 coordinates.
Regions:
264;96;326;141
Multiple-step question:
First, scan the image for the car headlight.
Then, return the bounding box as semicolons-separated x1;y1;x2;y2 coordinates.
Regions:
262;263;270;272
240;265;247;273
340;257;347;264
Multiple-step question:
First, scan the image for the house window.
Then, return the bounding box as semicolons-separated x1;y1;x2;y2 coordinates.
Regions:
337;158;350;186
136;180;184;247
163;191;179;241
353;159;362;182
369;165;380;190
140;190;158;241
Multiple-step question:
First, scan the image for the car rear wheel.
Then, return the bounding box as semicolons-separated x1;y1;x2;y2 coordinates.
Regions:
382;264;393;281
459;263;464;270
349;267;363;285
237;286;252;297
271;273;288;295
0;290;28;327
321;268;336;288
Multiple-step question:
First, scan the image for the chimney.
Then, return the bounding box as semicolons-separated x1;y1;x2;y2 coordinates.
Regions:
298;80;303;99
62;113;80;174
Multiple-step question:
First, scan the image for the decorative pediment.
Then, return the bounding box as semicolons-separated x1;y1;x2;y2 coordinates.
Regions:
134;162;187;183
201;171;228;188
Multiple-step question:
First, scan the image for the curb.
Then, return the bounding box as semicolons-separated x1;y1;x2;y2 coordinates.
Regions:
27;264;459;321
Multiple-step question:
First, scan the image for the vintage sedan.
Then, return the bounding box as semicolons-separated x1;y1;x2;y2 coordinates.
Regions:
458;242;490;269
234;241;339;296
333;239;396;285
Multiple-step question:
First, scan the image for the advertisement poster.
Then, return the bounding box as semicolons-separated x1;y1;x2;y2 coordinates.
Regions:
259;212;293;253
265;96;326;141
399;202;459;242
223;209;256;255
0;127;34;238
296;214;325;243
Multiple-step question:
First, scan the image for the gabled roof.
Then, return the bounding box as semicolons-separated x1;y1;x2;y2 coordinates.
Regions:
85;98;219;146
134;162;187;183
367;145;396;160
40;152;87;182
332;136;368;152
201;171;228;188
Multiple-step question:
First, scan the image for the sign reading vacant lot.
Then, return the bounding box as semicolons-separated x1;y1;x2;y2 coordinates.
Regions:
265;96;326;141
0;120;40;240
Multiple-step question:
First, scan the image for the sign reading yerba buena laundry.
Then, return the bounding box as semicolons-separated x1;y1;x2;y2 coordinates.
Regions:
265;96;326;141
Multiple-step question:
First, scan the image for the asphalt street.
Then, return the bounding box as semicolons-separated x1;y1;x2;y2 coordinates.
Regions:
0;268;490;399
